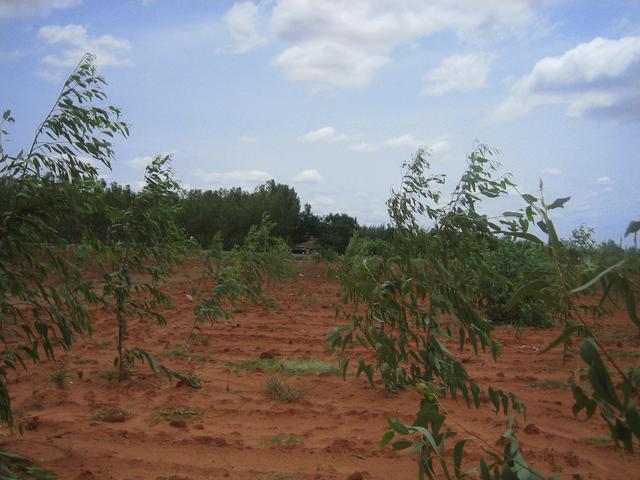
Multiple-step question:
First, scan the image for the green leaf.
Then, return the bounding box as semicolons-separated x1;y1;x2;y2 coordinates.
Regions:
540;324;584;354
505;279;550;311
545;196;570;210
380;431;395;449
392;440;413;451
625;220;640;237
570;259;626;294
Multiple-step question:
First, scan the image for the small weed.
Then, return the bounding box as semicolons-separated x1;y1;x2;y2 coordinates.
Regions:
99;370;116;382
189;334;211;347
263;434;301;446
527;378;568;390
180;370;204;389
95;340;110;349
584;437;613;446
160;348;206;362
71;355;94;365
228;358;338;376
267;474;295;480
153;407;201;423
50;364;68;388
265;377;306;403
91;407;132;422
611;350;640;360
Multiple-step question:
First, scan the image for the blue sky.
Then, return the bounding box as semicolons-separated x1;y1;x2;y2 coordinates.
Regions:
1;0;639;242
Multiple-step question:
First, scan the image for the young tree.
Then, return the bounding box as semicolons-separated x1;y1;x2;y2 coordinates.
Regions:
92;155;187;381
0;53;128;476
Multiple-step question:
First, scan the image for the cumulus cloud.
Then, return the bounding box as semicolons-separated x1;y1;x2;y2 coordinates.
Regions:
270;0;541;91
293;169;324;184
197;169;273;185
239;135;258;143
490;36;640;122
126;156;154;170
297;126;349;143
421;53;494;96
351;136;449;154
593;176;614;185
310;196;336;209
542;167;562;175
224;1;268;53
37;24;133;78
0;0;81;19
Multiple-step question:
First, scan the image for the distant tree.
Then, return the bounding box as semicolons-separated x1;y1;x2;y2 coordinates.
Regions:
319;213;359;254
294;203;321;243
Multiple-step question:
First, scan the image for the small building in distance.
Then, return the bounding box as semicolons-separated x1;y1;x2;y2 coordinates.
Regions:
291;240;320;255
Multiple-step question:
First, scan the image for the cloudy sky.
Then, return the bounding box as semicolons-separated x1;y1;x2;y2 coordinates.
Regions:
1;0;639;241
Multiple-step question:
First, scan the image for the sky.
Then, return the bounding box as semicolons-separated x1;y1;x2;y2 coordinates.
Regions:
1;0;639;242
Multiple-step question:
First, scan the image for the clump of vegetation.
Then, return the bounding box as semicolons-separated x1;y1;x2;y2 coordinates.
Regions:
262;434;301;446
179;371;204;389
50;364;68;388
228;358;338;376
160;348;206;362
265;377;307;403
152;407;201;423
91;407;132;422
479;238;554;327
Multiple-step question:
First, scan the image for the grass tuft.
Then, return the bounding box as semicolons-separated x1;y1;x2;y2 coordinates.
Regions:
263;434;301;446
152;407;201;423
228;358;338;376
265;377;306;403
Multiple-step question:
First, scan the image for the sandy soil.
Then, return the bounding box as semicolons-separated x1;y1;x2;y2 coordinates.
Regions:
3;259;639;480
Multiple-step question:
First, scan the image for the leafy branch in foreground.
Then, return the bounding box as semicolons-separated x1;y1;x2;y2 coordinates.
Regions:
331;146;546;479
0;53;128;477
503;190;639;451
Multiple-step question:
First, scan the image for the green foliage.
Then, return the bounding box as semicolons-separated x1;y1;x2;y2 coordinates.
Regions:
262;434;300;446
504;187;640;451
49;363;68;388
177;180;300;248
186;215;295;344
228;358;338;376
0;449;57;480
153;407;201;422
265;377;307;402
479;238;553;327
91;155;187;381
232;214;295;302
0;52;129;477
332;146;539;478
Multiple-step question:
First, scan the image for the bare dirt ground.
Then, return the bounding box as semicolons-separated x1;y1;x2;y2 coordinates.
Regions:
3;259;640;479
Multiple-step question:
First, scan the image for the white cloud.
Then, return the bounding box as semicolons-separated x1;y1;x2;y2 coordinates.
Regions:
270;0;542;91
310;195;336;209
542;167;562;175
126;155;153;170
593;176;614;185
490;36;640;122
239;135;257;143
37;24;133;77
421;53;494;96
292;169;324;184
197;169;273;185
0;0;81;19
351;135;448;154
224;1;268;54
297;126;349;143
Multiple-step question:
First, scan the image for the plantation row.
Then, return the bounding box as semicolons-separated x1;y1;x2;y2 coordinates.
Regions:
1;54;639;478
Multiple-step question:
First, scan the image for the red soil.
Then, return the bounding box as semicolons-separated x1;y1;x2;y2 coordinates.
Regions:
3;259;639;479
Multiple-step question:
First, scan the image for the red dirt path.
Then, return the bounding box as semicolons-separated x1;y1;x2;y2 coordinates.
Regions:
3;259;639;479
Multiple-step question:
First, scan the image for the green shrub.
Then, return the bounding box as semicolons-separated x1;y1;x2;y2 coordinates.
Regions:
480;238;553;327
